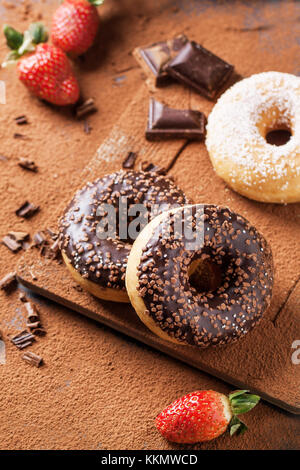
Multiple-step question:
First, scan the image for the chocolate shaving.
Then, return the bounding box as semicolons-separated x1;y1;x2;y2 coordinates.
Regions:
32;328;46;337
7;231;29;243
0;272;17;291
13;133;27;139
24;301;40;322
76;99;97;118
26;321;41;330
22;351;43;368
16;201;40;219
140;161;166;174
18;158;38;172
19;292;28;302
83;120;92;134
2;235;22;252
15;115;28;125
122;152;138;169
11;330;35;349
46;228;58;240
33;231;47;246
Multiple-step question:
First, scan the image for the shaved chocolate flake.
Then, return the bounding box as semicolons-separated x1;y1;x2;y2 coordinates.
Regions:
15;115;28;125
166;41;234;99
16;201;40;219
22;351;43;368
33;231;47;246
83;120;92;134
7;231;29;243
13;133;28;139
2;235;22;252
76;98;97;118
140;161;166;174
0;272;17;291
46;228;58;240
146;98;206;141
18;158;38;172
32;328;46;337
11;330;35;349
122;151;138;169
24;301;40;322
19;292;28;302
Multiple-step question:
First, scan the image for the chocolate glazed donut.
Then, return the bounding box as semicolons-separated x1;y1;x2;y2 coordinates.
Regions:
59;170;189;302
126;204;274;346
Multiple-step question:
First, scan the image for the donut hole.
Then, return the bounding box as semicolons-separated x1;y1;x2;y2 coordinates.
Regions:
188;259;222;293
265;128;292;146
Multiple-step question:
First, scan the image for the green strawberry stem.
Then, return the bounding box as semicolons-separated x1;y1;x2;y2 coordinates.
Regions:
2;23;48;67
228;390;260;436
88;0;105;5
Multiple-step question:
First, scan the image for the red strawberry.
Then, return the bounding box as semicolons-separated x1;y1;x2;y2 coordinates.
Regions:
18;44;80;106
156;390;260;444
3;23;80;106
52;0;103;56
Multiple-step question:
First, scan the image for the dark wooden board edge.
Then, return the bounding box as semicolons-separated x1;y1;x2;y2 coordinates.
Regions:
17;272;300;415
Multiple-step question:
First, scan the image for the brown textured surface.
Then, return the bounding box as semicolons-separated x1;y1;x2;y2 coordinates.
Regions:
0;0;300;450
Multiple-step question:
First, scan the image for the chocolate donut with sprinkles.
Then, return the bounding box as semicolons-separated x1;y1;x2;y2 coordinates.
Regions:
59;170;189;302
126;204;274;347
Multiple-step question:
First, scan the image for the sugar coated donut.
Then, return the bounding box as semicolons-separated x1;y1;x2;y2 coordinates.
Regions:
126;204;273;347
206;72;300;203
59;170;189;302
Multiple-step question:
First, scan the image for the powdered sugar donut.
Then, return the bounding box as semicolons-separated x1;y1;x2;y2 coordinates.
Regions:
206;72;300;203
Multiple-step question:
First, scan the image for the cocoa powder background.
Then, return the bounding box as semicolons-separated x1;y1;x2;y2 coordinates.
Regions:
0;0;299;450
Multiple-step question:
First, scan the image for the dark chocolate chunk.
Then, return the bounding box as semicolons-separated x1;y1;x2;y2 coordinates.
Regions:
22;351;43;367
15;115;28;125
146;98;206;141
18;158;38;172
11;330;35;349
16;201;40;218
76;98;97;118
0;272;17;291
122;151;138;169
2;235;22;252
166;41;234;99
133;34;188;86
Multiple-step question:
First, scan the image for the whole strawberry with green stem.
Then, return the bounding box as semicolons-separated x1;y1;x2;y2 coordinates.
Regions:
156;389;260;444
2;23;80;106
52;0;104;56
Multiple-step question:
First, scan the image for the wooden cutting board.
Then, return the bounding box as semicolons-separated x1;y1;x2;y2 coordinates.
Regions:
17;82;300;414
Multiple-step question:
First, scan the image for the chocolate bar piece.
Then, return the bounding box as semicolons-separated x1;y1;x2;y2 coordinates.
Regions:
166;41;234;99
146;99;206;141
133;35;188;86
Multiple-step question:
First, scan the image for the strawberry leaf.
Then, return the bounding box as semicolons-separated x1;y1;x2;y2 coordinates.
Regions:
229;416;248;436
89;0;105;5
3;25;24;51
229;390;260;415
28;23;48;45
